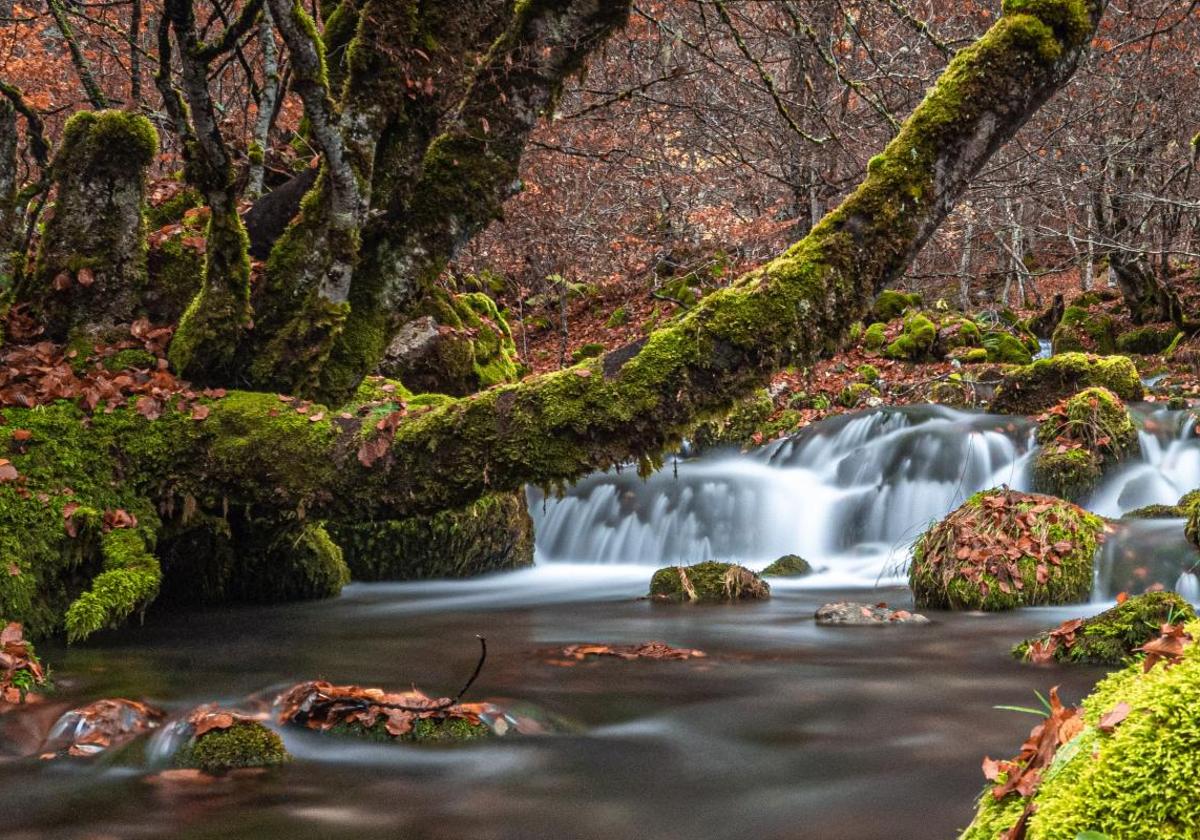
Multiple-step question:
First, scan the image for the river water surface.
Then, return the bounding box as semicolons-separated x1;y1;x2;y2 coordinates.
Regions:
2;406;1198;839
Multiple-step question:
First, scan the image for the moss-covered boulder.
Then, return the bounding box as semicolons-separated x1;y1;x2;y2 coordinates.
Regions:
331;491;534;581
1051;305;1117;355
862;322;888;351
937;316;982;355
761;554;812;577
649;561;770;604
1116;324;1181;355
884;313;938;361
870;289;922;322
1030;387;1139;501
1125;503;1185;520
1013;592;1196;665
690;389;774;451
174;713;289;774
982;331;1034;365
379;289;519;396
989;353;1142;414
910;489;1103;611
961;620;1200;839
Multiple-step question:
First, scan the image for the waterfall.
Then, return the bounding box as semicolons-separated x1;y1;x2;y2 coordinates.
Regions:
530;405;1200;593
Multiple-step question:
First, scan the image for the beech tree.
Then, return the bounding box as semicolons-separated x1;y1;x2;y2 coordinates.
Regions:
0;0;1108;638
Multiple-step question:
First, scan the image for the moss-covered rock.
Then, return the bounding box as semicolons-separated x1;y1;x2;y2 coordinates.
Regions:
649;561;770;604
838;382;880;408
1013;592;1196;665
571;343;605;363
379;289;519;396
910;489;1103;611
990;353;1143;414
856;363;881;383
870;289;922;322
884;313;938;361
982;330;1034;365
175;719;289;774
761;554;812;577
961;619;1200;839
1116;324;1181;355
331;491;534;581
862;322;888;351
937;316;983;355
1051;305;1117;355
1124;503;1184;520
102;348;158;372
1030;387;1139;501
328;716;493;744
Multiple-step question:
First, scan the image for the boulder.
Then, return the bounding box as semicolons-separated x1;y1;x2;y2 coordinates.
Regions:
989;353;1142;414
1051;305;1117;355
910;489;1104;611
1013;592;1196;665
761;554;812;577
1030;387;1139;502
649;561;769;604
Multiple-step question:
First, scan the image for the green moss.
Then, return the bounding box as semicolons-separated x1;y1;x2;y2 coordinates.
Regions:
1031;387;1138;501
1124;503;1184;520
983;331;1034;365
103;349;158;372
649;561;770;604
838;382;880;408
606;306;629;328
176;721;289;773
571;343;605;363
145;230;204;323
761;554;812;577
884;313;938;361
1115;325;1180;355
863;322;888;350
990;353;1142;414
1013;592;1196;665
327;715;492;744
870;289;922;321
690;389;774;450
1052;306;1117;355
910;489;1103;611
940;316;983;351
331;491;533;581
145;186;204;231
963;619;1200;838
856;364;881;383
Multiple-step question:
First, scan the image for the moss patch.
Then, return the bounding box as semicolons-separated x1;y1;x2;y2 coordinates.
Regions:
649;561;770;604
990;353;1142;414
175;721;289;773
761;554;812;577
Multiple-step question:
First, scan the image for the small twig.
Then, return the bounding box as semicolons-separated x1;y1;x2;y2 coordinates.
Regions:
373;635;488;713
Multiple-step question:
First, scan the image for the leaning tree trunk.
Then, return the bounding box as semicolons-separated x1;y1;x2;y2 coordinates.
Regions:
13;111;158;339
0;0;1108;639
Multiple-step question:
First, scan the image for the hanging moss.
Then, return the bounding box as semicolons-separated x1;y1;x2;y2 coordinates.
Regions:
990;353;1142;414
331;491;533;581
910;489;1103;611
1013;592;1196;665
649;561;770;604
690;389;774;451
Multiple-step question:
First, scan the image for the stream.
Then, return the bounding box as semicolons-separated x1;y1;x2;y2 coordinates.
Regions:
3;405;1199;839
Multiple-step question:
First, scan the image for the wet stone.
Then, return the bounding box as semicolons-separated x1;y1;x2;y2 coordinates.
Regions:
815;602;930;626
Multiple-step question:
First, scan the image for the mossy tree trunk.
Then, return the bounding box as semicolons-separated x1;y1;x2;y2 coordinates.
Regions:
0;98;17;286
13;111;158;339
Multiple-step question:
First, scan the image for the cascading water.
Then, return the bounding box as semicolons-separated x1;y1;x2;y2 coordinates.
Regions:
530;404;1200;598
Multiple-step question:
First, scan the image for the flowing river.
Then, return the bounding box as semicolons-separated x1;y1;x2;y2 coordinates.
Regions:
2;406;1198;839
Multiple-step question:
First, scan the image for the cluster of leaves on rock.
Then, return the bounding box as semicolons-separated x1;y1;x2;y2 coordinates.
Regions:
0;621;47;703
911;490;1104;611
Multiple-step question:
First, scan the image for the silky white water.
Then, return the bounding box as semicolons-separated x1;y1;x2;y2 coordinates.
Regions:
530;405;1200;596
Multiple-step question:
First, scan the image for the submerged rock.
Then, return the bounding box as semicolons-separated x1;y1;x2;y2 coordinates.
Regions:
174;710;289;773
649;561;770;604
961;620;1200;839
41;698;163;758
910;489;1104;611
815;602;929;626
761;554;812;578
1014;592;1197;665
989;353;1142;414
